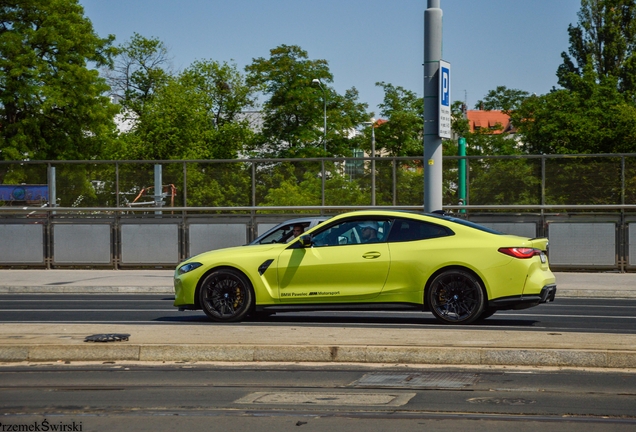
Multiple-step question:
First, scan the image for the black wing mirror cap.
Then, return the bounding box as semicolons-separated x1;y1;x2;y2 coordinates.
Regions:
300;235;313;247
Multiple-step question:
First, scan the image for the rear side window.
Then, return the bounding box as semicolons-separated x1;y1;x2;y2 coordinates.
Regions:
428;213;502;234
387;218;453;242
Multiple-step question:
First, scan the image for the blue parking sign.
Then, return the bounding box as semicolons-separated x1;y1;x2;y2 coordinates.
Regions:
438;60;451;138
441;66;450;106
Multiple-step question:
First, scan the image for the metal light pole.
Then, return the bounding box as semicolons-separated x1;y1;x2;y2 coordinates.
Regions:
423;0;443;212
362;119;377;206
312;79;327;153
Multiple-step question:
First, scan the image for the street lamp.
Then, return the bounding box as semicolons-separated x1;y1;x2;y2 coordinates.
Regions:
362;119;377;206
312;78;327;154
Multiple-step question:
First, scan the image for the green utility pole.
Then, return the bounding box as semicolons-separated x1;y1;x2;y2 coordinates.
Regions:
458;137;466;213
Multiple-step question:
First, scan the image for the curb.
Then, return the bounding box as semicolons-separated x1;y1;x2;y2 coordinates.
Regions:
1;344;635;369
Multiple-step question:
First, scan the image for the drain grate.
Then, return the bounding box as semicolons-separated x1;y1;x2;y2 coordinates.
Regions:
353;372;479;389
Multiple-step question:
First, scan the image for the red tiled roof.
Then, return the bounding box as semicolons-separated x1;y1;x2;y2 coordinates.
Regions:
466;110;513;134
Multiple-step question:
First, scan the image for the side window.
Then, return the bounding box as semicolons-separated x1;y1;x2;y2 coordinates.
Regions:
257;222;310;244
311;219;392;247
387;218;452;243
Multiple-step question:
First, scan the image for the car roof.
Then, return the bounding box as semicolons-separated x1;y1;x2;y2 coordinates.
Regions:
323;210;503;235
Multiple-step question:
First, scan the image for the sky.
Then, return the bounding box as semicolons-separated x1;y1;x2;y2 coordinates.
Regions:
79;0;583;115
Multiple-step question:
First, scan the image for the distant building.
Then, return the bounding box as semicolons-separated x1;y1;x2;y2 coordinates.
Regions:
465;109;514;134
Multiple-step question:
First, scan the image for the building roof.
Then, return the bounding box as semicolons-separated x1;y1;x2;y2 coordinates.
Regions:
466;110;513;134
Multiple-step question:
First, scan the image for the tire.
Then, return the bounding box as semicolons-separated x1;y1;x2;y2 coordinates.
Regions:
199;269;253;322
427;269;485;325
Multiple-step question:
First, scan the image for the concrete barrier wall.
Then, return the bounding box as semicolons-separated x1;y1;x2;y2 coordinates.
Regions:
53;223;111;265
477;222;537;238
548;222;616;267
0;217;631;270
188;223;248;257
120;223;180;265
0;223;45;264
630;223;636;267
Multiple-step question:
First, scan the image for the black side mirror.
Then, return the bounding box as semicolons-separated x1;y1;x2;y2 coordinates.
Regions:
299;235;313;247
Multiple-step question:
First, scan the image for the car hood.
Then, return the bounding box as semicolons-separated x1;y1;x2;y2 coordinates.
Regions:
186;243;287;263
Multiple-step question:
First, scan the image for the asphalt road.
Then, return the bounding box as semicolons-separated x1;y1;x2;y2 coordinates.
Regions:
1;364;635;431
1;294;635;334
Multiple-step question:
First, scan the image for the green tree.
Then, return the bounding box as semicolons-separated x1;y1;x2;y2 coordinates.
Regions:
107;32;171;118
558;0;636;98
109;60;256;160
0;0;118;164
259;162;367;211
474;86;530;112
372;82;423;157
450;99;540;207
180;59;257;128
246;44;368;158
512;65;636;154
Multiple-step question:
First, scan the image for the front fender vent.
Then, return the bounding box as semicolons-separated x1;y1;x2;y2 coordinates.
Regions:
258;259;274;275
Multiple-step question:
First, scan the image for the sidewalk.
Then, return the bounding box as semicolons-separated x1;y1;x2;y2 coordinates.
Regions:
1;323;634;369
0;270;635;369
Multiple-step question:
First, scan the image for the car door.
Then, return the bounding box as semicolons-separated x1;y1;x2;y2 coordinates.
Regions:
276;218;392;302
383;217;455;296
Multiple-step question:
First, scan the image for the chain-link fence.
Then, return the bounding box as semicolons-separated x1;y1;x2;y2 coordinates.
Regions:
1;154;636;270
2;153;636;213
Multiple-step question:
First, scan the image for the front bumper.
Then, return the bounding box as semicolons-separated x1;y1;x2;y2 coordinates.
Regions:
488;284;557;311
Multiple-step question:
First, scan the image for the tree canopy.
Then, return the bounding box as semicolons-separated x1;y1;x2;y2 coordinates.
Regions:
512;65;636;154
474;86;530;112
0;0;118;161
557;0;636;99
107;60;256;160
372;82;423;157
106;32;171;118
245;44;368;158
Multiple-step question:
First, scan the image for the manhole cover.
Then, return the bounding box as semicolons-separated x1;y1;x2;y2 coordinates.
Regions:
235;392;416;407
353;372;479;389
84;333;130;343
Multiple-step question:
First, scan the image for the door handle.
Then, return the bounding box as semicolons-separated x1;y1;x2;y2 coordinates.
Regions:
362;251;381;259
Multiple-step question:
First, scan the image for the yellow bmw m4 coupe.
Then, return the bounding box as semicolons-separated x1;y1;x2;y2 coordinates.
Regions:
174;210;556;325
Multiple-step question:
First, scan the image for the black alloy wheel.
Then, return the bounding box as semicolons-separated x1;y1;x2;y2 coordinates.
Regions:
427;269;485;324
199;269;253;322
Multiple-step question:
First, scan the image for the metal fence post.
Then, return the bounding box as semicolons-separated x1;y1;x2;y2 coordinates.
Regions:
321;159;326;214
251;161;257;241
392;159;397;206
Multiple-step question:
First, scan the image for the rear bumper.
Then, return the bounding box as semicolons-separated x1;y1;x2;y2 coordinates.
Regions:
489;284;557;311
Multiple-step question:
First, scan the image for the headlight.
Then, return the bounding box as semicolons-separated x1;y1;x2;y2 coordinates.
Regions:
178;262;203;275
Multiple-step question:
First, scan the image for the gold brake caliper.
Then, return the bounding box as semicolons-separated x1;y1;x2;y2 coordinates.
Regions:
234;286;243;308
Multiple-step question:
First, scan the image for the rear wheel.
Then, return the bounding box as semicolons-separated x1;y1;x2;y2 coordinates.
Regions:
199;269;253;322
427;269;485;324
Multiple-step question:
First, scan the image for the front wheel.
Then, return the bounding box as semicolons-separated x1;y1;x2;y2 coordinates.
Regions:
199;269;253;322
427;269;485;325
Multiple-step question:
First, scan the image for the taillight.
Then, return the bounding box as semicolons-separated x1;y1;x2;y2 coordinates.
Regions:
498;247;541;259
